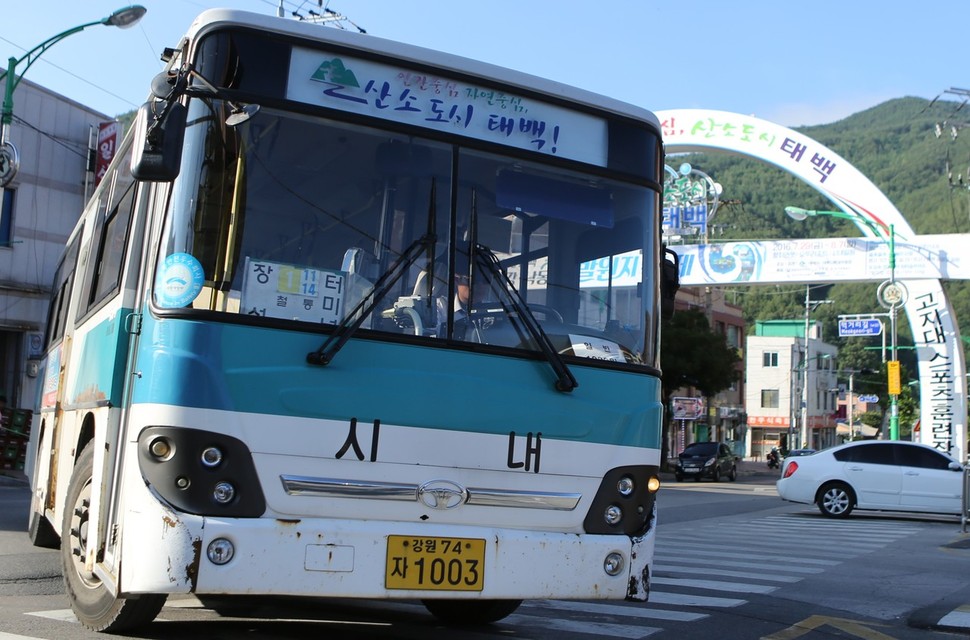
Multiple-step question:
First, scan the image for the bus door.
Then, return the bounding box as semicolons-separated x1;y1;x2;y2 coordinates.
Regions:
66;152;147;584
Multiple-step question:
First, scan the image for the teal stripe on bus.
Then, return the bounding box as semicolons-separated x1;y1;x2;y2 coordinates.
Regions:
68;308;133;407
131;315;662;449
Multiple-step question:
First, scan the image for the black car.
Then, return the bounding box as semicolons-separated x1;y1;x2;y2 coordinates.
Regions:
675;442;738;482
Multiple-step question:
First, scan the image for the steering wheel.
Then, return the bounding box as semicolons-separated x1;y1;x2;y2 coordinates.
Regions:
527;304;564;323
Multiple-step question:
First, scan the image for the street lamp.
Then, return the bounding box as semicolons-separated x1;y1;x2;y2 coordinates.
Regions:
785;205;902;441
0;5;147;186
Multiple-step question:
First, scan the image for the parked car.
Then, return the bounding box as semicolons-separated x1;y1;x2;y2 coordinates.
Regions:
675;442;738;482
777;440;964;518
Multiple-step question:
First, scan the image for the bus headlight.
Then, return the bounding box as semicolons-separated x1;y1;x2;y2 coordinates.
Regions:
583;465;659;536
137;426;266;517
149;437;173;460
213;481;236;504
616;476;635;496
604;504;623;525
200;446;224;468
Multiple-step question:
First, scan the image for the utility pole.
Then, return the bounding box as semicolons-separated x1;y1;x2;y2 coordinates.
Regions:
801;285;832;449
848;371;854;441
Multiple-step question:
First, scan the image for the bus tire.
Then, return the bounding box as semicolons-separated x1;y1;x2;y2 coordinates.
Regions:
61;444;167;632
422;599;522;625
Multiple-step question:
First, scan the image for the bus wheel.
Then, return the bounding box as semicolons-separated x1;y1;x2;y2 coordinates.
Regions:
422;599;522;625
61;444;167;632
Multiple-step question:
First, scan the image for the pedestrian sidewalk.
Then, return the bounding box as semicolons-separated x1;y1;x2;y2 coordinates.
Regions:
909;535;970;634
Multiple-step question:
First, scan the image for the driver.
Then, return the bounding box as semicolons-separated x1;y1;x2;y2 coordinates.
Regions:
435;250;495;338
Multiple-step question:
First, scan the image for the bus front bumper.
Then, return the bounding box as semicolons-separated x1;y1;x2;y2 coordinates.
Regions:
120;513;654;602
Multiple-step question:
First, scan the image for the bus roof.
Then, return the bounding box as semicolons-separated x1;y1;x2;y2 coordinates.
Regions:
182;9;660;131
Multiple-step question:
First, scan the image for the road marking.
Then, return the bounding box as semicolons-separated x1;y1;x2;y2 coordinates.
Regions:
532;599;706;622
938;604;970;627
761;614;896;640
651;576;778;594
654;564;801;583
25;609;77;623
662;554;825;574
657;541;842;565
501;613;661;638
648;591;746;607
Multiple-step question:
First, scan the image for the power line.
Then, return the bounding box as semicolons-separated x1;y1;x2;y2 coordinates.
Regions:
0;34;142;112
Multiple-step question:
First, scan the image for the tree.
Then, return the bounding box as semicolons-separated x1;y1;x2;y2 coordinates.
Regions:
659;309;741;468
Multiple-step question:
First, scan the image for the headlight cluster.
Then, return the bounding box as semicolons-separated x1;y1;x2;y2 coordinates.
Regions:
583;465;660;537
137;426;266;517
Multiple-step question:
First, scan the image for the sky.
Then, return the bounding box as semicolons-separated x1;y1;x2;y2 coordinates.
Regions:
0;0;967;127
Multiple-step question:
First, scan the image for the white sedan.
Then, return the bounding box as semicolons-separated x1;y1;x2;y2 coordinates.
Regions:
776;440;965;518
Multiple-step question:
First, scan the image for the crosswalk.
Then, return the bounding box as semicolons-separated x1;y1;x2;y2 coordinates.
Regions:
14;512;929;640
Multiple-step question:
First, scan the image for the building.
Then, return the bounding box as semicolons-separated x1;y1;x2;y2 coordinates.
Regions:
745;320;839;457
670;285;746;456
1;69;112;413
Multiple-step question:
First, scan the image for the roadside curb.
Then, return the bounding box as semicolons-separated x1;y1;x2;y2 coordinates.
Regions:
660;461;780;484
0;470;28;486
909;602;970;634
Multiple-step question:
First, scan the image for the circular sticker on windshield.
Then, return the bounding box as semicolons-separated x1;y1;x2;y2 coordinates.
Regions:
155;253;205;308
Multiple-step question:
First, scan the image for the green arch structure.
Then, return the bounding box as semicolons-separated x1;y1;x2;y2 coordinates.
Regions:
659;108;966;459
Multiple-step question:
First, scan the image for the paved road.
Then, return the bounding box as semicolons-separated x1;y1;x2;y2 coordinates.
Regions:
3;468;970;639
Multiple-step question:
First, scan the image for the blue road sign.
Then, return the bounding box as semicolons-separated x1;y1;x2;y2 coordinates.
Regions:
838;319;883;337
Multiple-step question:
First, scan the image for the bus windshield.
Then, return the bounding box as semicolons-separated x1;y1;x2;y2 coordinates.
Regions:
155;100;660;369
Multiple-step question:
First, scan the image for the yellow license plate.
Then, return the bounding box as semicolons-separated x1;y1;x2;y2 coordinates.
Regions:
385;535;485;591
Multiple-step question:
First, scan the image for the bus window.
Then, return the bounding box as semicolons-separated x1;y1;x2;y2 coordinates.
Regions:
44;228;83;349
79;159;137;316
158;104;453;328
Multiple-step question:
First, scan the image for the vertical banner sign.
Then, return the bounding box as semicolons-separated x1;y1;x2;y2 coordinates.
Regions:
94;121;120;187
887;360;901;395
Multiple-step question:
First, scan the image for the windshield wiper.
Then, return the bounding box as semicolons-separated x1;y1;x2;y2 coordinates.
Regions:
308;180;437;366
306;235;434;366
473;245;578;393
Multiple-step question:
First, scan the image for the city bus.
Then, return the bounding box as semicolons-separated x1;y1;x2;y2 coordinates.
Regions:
26;9;673;632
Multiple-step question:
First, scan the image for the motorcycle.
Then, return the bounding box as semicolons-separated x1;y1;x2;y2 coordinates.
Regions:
766;449;780;469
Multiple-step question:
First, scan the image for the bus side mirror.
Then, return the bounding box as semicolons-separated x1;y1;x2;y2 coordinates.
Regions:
661;247;680;320
130;98;187;182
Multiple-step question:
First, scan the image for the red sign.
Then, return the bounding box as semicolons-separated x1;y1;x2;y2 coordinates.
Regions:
94;121;120;187
747;415;790;428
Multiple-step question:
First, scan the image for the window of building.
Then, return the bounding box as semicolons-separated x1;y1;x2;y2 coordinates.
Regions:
725;324;740;348
763;351;778;367
761;389;779;408
0;188;13;246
